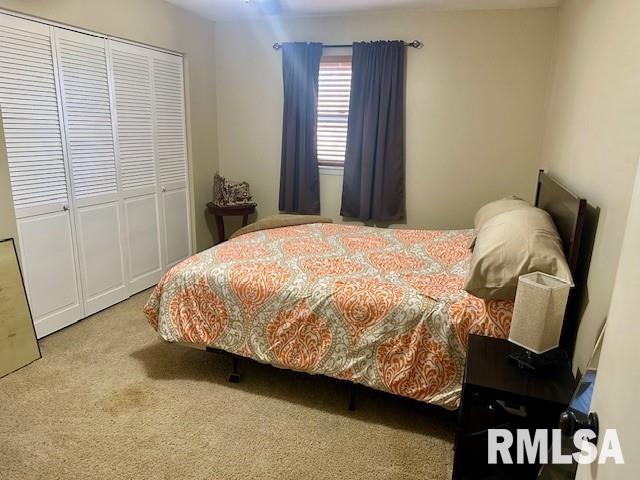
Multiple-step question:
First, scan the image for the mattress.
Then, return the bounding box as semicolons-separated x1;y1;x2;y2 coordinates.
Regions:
144;223;513;410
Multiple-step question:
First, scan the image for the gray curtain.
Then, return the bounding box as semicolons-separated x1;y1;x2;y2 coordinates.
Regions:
279;42;323;214
340;41;406;221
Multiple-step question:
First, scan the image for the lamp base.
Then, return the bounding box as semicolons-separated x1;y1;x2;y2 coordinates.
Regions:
507;345;568;372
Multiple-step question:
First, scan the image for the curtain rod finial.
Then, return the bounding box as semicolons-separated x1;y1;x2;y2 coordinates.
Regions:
273;42;282;50
410;40;423;49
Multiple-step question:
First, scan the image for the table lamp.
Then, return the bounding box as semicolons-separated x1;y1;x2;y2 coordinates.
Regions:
508;272;572;371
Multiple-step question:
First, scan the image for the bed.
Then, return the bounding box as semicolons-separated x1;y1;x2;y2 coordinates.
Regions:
144;171;586;410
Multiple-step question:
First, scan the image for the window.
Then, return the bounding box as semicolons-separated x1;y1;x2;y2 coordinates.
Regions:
317;55;352;168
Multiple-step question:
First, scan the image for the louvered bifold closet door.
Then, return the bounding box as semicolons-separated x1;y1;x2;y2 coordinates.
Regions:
0;13;83;337
54;28;128;316
151;50;191;269
108;40;162;294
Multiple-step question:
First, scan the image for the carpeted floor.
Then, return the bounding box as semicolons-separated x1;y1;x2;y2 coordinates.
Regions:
0;289;456;479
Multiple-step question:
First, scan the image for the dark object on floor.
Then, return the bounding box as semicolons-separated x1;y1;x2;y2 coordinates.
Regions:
452;334;575;480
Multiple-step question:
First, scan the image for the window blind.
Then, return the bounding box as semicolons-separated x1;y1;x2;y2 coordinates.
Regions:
317;56;352;167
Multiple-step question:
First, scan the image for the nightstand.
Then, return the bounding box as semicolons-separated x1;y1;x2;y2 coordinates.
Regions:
452;334;575;480
207;202;256;244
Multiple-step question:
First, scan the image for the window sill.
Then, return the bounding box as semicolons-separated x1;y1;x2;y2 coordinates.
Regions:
319;165;344;176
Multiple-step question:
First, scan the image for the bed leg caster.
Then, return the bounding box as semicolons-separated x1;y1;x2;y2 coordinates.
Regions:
228;356;241;383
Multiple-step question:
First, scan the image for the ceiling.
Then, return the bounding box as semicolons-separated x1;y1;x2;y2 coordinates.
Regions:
165;0;560;21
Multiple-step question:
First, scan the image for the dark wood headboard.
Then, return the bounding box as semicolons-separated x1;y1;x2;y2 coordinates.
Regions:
535;170;586;276
534;170;587;354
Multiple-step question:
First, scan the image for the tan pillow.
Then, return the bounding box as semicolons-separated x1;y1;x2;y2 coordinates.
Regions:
469;196;530;251
474;196;530;231
464;207;573;300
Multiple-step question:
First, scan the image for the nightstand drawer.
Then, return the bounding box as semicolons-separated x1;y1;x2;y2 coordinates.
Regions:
464;395;529;437
456;393;563;479
452;335;575;480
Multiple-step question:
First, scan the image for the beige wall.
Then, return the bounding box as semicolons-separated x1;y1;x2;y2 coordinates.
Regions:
0;0;219;252
575;151;640;480
539;0;640;372
214;8;558;231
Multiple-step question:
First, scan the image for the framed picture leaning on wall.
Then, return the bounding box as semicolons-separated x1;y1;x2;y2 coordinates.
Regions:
0;238;40;378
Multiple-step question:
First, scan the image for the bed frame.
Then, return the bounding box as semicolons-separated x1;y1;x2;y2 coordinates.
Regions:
534;169;587;355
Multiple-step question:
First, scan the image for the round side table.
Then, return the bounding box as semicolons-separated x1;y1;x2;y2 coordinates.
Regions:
207;202;256;243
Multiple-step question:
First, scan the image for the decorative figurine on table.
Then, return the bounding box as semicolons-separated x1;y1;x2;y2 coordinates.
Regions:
213;173;256;207
209;174;257;243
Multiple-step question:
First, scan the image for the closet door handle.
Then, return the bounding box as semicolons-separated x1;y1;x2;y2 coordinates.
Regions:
62;204;69;211
161;187;166;192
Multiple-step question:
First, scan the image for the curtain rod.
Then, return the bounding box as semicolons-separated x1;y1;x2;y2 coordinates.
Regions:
272;40;422;50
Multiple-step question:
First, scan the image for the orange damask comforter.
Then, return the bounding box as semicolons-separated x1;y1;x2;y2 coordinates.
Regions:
144;223;512;410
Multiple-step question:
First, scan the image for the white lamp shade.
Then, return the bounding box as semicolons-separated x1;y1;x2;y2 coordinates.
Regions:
508;272;571;354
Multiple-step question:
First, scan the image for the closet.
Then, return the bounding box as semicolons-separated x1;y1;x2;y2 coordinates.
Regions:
0;12;191;338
